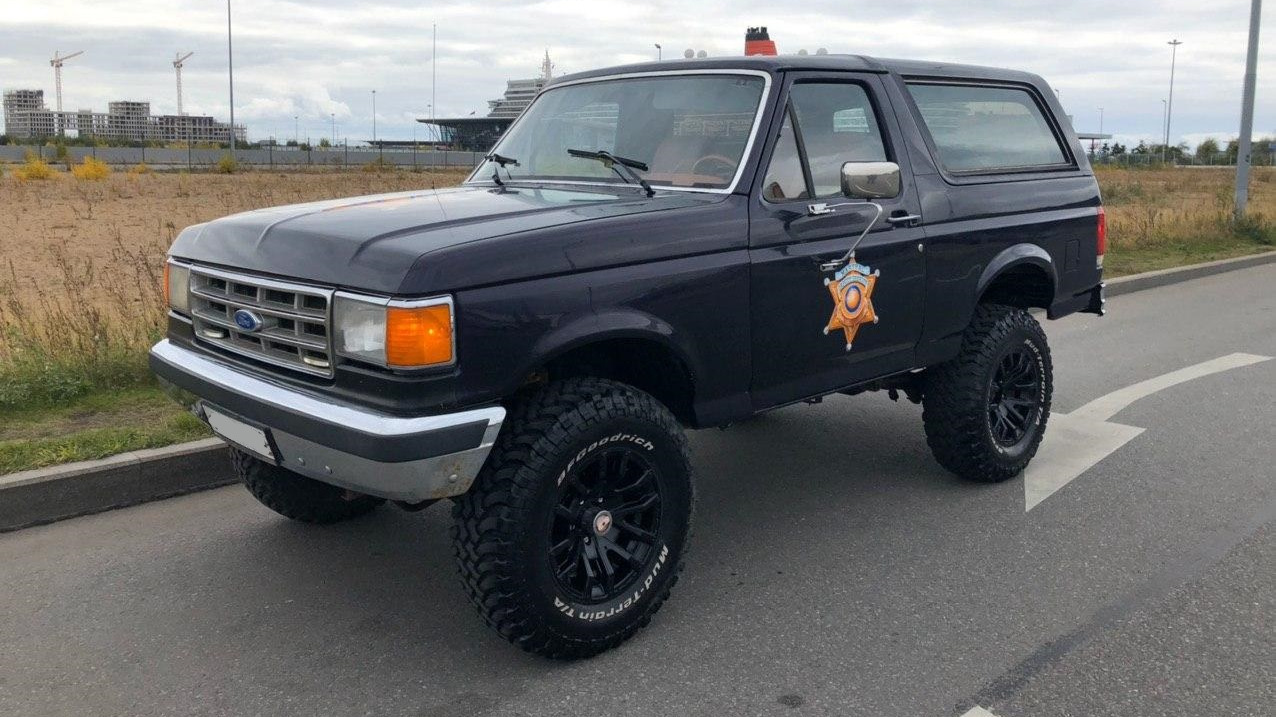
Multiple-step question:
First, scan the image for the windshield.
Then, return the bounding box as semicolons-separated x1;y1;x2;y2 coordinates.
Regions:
471;73;768;191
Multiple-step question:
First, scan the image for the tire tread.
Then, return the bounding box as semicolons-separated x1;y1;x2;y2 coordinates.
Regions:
450;377;692;660
922;303;1053;482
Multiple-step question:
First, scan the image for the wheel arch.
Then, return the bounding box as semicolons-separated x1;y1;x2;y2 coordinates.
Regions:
520;309;700;426
976;244;1058;310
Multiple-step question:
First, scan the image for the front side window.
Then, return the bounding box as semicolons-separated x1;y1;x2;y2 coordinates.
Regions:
761;110;807;201
790;83;888;197
472;74;767;190
906;83;1069;172
761;82;890;202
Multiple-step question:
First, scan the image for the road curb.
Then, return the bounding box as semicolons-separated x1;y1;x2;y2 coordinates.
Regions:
0;438;233;533
1106;249;1276;297
2;249;1274;533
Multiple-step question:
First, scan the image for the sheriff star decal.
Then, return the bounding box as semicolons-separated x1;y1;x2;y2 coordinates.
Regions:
823;255;880;351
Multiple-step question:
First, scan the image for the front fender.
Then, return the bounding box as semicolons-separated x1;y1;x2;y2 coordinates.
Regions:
519;307;700;386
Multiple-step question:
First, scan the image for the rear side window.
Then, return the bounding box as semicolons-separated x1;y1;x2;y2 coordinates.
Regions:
906;83;1069;173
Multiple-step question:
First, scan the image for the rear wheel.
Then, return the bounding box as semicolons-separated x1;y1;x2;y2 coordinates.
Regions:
451;377;693;659
922;304;1053;482
233;449;384;523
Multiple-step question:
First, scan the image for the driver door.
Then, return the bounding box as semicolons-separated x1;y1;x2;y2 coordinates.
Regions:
748;73;927;410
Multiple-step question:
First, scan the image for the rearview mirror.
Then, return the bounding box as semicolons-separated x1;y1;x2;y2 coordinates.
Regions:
840;161;901;200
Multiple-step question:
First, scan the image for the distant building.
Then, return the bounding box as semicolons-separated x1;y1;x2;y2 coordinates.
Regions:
2;89;246;144
418;51;554;152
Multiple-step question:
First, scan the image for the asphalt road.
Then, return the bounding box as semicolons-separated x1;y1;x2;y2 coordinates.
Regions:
3;264;1274;717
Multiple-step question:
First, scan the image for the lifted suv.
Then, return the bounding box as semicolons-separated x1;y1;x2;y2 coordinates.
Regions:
151;54;1105;658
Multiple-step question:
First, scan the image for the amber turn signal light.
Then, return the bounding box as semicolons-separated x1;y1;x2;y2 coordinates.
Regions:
385;304;454;367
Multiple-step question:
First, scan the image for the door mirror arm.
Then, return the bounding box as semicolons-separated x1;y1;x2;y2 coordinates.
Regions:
812;200;885;272
809;160;902;272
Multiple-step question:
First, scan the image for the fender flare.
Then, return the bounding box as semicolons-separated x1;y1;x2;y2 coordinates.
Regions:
976;243;1058;303
509;308;700;392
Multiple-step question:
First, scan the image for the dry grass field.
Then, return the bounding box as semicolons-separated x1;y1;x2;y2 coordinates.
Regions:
1098;165;1276;275
0;164;1272;472
1;169;469;303
3;165;1271;301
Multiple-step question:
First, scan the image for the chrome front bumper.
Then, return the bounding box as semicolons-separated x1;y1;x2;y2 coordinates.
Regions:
149;339;505;502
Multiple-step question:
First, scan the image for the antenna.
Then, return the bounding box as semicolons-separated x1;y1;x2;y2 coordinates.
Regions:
49;50;85;112
173;51;194;116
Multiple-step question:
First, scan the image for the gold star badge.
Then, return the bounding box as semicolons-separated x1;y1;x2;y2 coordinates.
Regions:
823;258;880;351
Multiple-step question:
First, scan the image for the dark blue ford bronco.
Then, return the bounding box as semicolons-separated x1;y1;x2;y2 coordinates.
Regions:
151;54;1105;658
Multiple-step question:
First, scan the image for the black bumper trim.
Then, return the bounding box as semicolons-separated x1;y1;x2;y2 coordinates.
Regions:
149;344;491;464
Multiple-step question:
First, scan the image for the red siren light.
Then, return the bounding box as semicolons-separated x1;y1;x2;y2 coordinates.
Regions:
745;26;778;56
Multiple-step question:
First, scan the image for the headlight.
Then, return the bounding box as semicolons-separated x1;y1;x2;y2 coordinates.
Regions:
334;293;455;369
165;260;190;314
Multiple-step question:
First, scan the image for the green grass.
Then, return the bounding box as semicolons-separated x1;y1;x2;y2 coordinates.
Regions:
1105;233;1275;277
0;386;209;474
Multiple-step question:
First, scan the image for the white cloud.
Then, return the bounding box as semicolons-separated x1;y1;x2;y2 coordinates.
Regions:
1;0;1272;145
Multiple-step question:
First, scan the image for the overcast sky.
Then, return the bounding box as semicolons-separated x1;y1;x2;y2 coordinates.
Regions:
1;0;1271;149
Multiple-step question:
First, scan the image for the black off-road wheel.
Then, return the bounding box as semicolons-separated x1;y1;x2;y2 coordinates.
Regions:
232;449;384;524
451;377;693;660
922;303;1053;482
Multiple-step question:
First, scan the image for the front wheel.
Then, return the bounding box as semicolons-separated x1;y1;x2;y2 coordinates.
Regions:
922;303;1053;482
451;377;693;659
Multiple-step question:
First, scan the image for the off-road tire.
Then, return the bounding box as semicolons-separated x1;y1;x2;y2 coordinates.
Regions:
922;303;1053;482
233;449;384;523
451;377;693;660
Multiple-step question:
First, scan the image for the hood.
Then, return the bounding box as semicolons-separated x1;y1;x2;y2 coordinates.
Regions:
169;184;716;294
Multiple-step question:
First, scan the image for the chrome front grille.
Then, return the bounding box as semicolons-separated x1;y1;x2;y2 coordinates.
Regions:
187;266;335;377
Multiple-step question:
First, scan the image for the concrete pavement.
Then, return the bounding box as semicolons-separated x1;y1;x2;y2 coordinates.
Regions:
2;263;1274;716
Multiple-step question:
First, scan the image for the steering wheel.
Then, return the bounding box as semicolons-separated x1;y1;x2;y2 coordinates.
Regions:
691;154;738;180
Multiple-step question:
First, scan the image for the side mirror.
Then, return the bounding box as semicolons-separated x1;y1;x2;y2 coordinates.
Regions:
840;161;901;200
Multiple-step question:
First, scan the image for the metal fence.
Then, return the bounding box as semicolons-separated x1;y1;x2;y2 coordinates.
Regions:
0;144;486;170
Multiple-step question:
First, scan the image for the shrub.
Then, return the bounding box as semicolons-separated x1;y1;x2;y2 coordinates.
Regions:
71;156;111;181
215;154;238;174
128;162;153;175
14;154;55;181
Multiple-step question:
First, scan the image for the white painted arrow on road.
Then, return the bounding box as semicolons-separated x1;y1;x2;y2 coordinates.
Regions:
1024;352;1272;511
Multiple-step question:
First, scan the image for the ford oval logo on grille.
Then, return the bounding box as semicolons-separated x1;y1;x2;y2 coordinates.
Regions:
233;309;265;332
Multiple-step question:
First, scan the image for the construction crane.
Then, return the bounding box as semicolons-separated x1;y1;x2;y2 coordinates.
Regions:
49;50;84;112
173;51;194;116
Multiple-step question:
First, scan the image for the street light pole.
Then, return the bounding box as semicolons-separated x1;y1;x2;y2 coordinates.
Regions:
1161;99;1168;159
1235;0;1263;219
372;89;379;159
655;43;662;60
1164;39;1183;163
226;0;235;158
331;112;335;144
294;115;298;145
432;23;437;144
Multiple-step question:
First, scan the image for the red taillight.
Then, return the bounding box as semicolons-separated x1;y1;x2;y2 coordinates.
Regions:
1096;206;1107;256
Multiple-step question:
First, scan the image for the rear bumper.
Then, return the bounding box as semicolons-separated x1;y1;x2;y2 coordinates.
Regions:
149;339;505;502
1048;281;1106;319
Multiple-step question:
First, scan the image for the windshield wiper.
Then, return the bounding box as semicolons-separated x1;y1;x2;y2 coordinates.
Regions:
485;153;519;186
486;152;519;167
567;148;655;197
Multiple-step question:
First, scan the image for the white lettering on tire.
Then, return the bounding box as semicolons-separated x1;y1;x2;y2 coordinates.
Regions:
553;544;670;622
556;432;654;486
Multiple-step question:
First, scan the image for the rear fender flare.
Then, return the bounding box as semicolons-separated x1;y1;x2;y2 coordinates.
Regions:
976;243;1058;302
